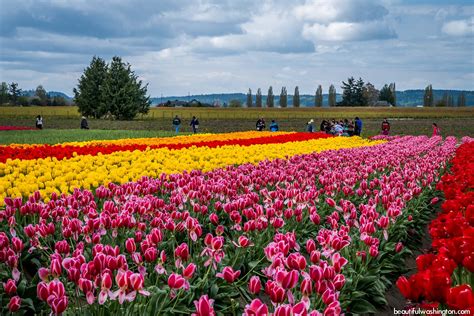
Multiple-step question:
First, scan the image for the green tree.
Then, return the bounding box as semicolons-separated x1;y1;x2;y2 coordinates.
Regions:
379;84;395;106
389;82;396;106
100;56;151;120
229;99;242;108
74;56;108;118
315;85;323;107
0;82;9;105
9;82;21;106
256;88;262;108
266;86;274;108
457;92;466;107
328;84;336;107
423;84;433;107
340;77;366;106
35;85;48;106
246;88;252;107
363;82;379;106
293;86;300;108
280;87;287;108
51;96;67;106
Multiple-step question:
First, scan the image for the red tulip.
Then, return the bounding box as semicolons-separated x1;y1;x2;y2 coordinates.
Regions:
8;296;21;312
300;278;313;296
175;243;190;261
446;284;474;310
4;279;17;296
244;298;269;316
183;263;197;279
248;276;261;294
192;295;216;316
168;273;186;289
125;238;136;253
216;266;240;283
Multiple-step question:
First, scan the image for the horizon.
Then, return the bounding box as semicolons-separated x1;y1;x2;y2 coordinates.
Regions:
1;0;473;95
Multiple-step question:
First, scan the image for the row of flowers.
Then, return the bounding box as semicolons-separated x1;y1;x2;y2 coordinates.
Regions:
0;126;36;131
0;132;330;162
0;136;382;206
396;139;474;313
0;135;456;315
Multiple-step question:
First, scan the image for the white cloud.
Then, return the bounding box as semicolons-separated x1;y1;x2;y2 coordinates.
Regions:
303;21;396;41
442;17;474;37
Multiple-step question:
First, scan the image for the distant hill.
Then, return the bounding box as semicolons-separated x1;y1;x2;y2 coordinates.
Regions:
152;90;473;107
21;90;73;100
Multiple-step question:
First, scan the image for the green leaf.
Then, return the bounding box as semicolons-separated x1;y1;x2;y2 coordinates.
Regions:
350;299;378;314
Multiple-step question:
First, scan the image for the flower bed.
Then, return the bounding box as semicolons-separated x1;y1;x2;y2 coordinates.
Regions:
0;135;380;205
0;126;36;131
0;135;457;315
0;132;329;162
396;139;474;313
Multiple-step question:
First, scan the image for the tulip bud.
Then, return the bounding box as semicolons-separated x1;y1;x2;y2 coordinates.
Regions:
4;279;17;296
248;276;261;294
125;238;136;254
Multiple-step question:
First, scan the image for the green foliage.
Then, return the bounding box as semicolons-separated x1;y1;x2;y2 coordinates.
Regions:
379;84;395;106
246;88;252;107
100;56;151;120
256;88;262;108
293;86;300;108
74;56;150;120
458;92;466;107
35;85;48;106
9;82;21;106
266;86;274;108
228;99;242;108
364;82;380;106
74;56;108;118
0;82;9;105
315;85;323;107
328;84;336;107
280;86;287;108
340;77;367;106
424;84;434;107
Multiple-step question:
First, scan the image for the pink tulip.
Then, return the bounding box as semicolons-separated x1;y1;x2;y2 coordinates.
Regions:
216;266;240;283
192;295;216;316
8;296;21;312
248;276;262;294
244;298;269;316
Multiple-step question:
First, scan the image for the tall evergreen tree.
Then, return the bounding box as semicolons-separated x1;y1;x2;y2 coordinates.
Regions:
246;88;252;107
256;88;262;108
457;92;466;107
8;82;21;106
389;82;396;106
328;84;336;107
293;86;300;108
423;84;433;107
0;82;9;105
379;84;395;106
341;77;366;106
266;86;274;108
280;87;287;108
74;56;108;118
315;85;323;107
100;56;150;120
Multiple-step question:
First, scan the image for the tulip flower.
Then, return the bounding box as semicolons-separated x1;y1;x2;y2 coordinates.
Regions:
8;296;21;312
248;276;262;295
216;267;241;283
192;295;216;316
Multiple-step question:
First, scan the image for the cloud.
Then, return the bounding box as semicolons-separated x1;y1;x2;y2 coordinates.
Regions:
442;18;474;37
302;21;396;41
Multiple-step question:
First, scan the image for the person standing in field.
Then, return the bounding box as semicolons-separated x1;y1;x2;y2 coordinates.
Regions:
432;123;441;136
172;115;181;134
256;118;266;131
381;118;390;135
306;119;314;132
35;115;43;129
190;116;199;133
81;116;89;129
354;117;363;136
269;120;279;132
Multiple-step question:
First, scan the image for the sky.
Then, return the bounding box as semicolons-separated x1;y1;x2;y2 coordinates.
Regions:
0;0;473;96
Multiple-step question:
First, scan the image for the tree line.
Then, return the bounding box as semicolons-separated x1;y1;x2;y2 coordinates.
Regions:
423;84;466;107
244;78;396;108
0;82;69;106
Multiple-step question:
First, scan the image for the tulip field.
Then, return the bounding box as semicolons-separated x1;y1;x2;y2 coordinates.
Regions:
0;131;473;315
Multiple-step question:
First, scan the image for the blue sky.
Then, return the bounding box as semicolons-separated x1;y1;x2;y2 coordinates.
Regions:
0;0;473;96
